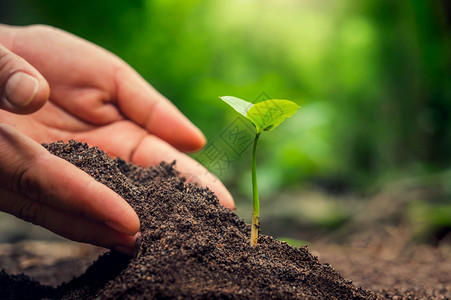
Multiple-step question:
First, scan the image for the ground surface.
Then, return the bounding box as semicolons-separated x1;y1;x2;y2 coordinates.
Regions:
0;141;449;299
313;239;451;299
1;239;450;299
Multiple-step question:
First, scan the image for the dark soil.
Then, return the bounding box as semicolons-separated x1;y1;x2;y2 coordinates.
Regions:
0;141;378;299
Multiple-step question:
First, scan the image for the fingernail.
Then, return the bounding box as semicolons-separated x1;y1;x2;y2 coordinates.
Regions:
5;72;39;108
194;126;207;146
105;221;136;235
113;246;135;256
185;118;206;148
135;231;142;245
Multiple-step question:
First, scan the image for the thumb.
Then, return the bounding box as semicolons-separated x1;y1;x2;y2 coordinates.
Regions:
0;43;49;114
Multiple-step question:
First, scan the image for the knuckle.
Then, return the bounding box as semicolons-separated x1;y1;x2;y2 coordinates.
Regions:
14;162;42;201
26;24;54;33
16;200;43;225
0;45;16;74
26;24;62;40
0;125;46;200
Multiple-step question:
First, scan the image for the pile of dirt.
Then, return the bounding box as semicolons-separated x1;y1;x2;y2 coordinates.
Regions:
1;141;377;299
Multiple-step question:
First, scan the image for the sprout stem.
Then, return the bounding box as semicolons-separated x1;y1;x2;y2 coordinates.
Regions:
250;132;261;246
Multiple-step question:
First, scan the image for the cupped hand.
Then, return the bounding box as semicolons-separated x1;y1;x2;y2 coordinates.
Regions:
0;24;234;252
0;124;139;254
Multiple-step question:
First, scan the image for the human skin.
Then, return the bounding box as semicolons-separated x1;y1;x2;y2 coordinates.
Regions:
0;24;234;255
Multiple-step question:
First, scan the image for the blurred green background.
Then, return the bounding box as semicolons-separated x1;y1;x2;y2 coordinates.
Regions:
1;0;450;243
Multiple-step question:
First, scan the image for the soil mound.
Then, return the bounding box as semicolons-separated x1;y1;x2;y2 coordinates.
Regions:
4;141;377;299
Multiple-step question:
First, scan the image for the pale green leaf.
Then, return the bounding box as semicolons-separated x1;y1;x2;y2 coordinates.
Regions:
220;96;253;117
246;99;299;133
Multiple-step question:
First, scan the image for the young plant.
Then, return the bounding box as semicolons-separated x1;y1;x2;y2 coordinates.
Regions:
220;96;299;246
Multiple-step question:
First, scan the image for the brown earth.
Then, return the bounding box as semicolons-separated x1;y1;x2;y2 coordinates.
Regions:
312;237;451;299
0;141;449;299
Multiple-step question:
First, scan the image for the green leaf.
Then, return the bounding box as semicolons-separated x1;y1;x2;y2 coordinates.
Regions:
220;96;299;134
246;99;299;133
220;96;253;117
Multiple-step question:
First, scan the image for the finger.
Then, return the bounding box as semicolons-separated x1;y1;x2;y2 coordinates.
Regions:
68;121;233;209
114;65;206;152
0;124;140;236
0;187;137;255
0;44;49;114
131;134;235;210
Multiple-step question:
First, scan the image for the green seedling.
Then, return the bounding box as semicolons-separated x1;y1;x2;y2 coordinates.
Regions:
220;96;299;246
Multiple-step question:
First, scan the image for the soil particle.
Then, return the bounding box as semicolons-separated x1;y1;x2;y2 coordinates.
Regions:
4;141;377;299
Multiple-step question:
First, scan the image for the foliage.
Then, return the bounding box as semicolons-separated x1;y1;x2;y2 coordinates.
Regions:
221;96;298;246
220;96;299;133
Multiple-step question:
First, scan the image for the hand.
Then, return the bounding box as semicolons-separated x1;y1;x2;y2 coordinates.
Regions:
0;124;139;254
0;24;234;252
